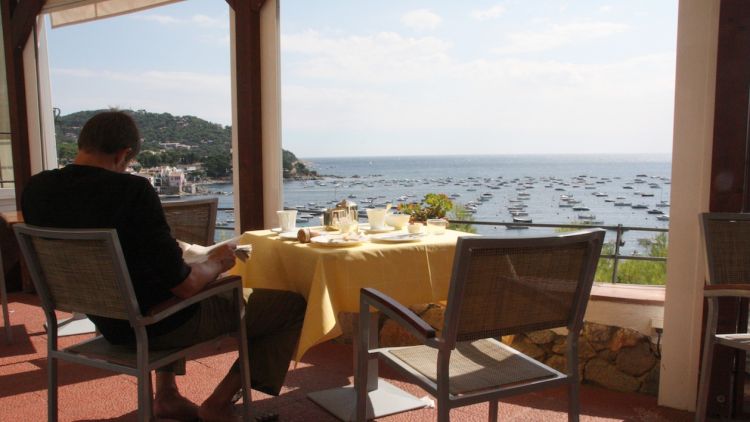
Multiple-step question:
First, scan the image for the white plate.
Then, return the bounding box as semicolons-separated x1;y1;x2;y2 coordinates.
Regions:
364;226;395;234
310;234;365;247
370;233;425;243
278;231;298;240
271;227;283;233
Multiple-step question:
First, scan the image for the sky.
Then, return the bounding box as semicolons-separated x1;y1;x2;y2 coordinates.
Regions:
45;0;678;158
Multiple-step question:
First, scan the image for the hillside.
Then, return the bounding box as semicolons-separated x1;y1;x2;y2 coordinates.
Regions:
55;109;316;179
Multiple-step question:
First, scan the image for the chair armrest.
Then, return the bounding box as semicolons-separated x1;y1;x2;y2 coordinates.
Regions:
704;284;750;299
361;288;436;341
139;275;243;326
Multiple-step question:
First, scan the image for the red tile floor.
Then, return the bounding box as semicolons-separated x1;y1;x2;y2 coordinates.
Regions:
1;292;694;421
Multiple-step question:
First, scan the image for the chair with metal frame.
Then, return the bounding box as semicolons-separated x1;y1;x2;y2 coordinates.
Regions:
0;246;10;343
14;223;252;422
356;229;604;422
162;197;219;246
695;212;750;421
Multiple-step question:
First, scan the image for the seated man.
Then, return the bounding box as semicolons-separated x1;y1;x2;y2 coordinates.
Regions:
22;110;306;422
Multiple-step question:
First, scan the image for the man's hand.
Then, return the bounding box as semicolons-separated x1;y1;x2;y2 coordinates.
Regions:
171;244;237;299
208;243;236;273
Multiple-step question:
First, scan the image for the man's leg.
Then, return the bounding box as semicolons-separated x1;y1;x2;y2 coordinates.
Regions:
153;370;199;421
148;299;235;421
199;289;306;420
244;288;306;395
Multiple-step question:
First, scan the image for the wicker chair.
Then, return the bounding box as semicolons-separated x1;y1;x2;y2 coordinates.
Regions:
14;224;251;422
695;213;750;421
355;229;605;422
162;197;219;246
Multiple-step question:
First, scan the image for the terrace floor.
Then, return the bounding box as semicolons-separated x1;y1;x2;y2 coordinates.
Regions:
1;292;694;421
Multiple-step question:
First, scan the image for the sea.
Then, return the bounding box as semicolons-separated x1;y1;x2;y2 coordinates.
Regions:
206;154;672;255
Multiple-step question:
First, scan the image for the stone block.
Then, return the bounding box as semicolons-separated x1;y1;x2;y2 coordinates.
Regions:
546;355;567;373
597;349;618;363
510;336;545;360
639;364;660;396
583;322;614;351
408;303;432;315
551;336;596;360
545;355;587;380
584;358;640;393
609;327;645;352
379;319;420;347
526;329;557;345
420;305;445;331
616;342;657;377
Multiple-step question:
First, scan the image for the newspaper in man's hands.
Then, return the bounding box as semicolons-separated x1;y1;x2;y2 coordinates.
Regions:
181;236;252;264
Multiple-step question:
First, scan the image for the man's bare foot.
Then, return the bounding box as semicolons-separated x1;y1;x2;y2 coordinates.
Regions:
198;402;241;422
153;389;199;421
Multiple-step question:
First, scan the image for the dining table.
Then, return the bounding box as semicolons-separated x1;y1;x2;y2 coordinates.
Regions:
230;226;470;421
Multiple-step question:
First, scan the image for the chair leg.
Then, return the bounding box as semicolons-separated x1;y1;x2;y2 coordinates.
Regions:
568;380;580;422
0;252;11;344
489;400;498;422
48;356;58;422
137;369;153;422
695;300;718;422
437;402;450;422
236;288;252;422
355;307;371;422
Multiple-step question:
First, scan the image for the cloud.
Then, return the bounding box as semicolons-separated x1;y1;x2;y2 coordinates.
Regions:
401;9;442;31
133;13;228;29
51;68;231;125
493;22;629;54
470;5;506;21
282;30;451;82
280;28;675;154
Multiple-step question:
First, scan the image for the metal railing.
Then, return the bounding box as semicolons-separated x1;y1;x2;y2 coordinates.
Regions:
450;219;668;284
214;208;668;284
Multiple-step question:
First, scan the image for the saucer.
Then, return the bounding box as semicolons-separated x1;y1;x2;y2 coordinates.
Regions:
363;225;395;234
370;232;424;243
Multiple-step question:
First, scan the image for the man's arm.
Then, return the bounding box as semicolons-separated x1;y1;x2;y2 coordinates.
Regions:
170;243;237;299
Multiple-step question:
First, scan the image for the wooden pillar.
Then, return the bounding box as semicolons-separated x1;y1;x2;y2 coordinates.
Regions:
229;0;265;231
1;0;43;209
706;0;750;418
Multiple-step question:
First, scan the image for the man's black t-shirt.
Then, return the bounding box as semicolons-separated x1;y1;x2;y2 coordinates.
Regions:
21;164;195;344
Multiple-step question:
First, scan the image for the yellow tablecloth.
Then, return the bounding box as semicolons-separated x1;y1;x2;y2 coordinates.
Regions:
230;229;466;360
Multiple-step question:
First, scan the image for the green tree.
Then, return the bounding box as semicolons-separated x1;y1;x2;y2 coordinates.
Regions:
54;108;313;178
595;233;667;285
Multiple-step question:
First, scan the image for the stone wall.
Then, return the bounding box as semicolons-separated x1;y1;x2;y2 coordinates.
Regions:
337;303;660;395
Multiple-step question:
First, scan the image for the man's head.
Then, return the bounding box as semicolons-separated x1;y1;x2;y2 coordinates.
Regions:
76;111;141;172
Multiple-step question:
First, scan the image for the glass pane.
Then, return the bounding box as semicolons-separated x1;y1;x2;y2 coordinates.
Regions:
0;18;9;134
0;135;14;189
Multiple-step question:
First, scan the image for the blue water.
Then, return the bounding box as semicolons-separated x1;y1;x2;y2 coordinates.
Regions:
208;154;672;254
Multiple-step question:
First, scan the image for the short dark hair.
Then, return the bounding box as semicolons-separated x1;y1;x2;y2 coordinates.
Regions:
77;111;141;159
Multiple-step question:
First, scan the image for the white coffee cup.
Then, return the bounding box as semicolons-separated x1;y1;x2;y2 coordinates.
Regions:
407;222;424;234
366;208;387;229
277;210;297;233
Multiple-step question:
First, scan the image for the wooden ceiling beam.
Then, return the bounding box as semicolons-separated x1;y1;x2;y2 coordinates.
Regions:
225;0;265;12
10;0;43;51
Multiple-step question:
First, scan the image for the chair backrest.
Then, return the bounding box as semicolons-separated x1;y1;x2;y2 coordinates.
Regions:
14;224;140;322
442;229;604;345
700;212;750;286
162;198;218;246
